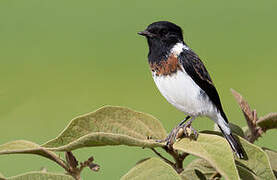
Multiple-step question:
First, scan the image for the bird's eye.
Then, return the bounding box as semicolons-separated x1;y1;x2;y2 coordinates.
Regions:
160;29;168;36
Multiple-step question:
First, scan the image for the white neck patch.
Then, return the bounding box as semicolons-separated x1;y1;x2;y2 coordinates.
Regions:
170;42;190;56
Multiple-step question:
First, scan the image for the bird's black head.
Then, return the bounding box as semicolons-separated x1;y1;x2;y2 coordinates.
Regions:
138;21;184;62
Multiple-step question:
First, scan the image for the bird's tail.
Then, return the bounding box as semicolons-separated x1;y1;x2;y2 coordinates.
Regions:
221;128;244;159
217;124;244;159
215;113;244;159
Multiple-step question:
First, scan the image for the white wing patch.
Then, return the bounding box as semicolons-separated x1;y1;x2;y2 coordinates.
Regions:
170;43;189;56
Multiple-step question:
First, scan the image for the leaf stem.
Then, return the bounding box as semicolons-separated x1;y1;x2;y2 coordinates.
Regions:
151;148;175;167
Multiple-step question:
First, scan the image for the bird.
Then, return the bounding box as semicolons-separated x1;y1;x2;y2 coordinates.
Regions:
138;21;244;159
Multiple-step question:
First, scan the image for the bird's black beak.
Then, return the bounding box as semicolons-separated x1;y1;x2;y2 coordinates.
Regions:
138;30;155;37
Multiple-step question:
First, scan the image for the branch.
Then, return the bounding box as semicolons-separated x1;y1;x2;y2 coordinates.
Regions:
151;146;188;174
64;152;100;180
164;146;187;173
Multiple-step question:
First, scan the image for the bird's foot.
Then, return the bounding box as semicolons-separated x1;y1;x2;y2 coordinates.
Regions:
157;121;198;148
182;125;198;140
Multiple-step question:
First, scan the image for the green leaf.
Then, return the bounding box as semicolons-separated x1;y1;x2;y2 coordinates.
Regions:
257;113;277;132
121;157;181;180
180;169;206;180
214;123;245;138
0;140;60;162
203;131;276;179
5;171;74;180
263;148;277;177
235;140;275;179
174;133;239;179
181;158;218;180
181;158;260;180
43;106;166;151
236;164;257;179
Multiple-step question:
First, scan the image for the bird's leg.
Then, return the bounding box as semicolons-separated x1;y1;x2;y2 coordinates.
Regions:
178;115;191;127
155;116;191;144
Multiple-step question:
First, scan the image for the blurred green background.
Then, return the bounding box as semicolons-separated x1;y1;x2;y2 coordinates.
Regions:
0;0;276;179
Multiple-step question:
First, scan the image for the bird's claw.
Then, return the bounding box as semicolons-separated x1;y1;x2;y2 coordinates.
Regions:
184;126;198;140
156;122;198;147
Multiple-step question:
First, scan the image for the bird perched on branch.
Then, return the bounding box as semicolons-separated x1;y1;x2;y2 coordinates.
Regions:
138;21;244;159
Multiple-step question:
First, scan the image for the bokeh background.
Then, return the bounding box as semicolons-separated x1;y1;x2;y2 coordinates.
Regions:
0;0;276;179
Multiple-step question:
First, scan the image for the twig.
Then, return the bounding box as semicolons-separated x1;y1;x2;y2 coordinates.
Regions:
151;148;175;166
164;146;187;173
41;150;99;180
163;146;184;173
179;152;189;161
151;146;187;174
248;110;263;143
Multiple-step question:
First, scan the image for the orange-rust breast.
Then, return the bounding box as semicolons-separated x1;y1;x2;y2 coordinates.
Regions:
150;54;182;76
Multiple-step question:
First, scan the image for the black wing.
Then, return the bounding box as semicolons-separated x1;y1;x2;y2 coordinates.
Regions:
179;49;228;122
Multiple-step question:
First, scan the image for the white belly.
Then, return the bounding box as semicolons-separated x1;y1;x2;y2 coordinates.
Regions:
153;69;216;117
